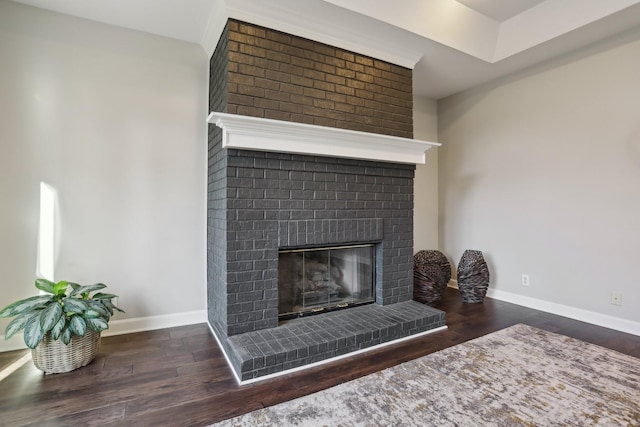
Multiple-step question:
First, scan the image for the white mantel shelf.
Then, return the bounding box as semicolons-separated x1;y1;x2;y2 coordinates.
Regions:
207;112;439;165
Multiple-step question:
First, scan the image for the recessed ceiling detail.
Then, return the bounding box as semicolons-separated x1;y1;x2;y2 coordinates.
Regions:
9;0;640;99
322;0;640;63
456;0;546;22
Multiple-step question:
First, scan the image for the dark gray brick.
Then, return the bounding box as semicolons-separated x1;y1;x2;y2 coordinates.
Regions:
208;27;422;380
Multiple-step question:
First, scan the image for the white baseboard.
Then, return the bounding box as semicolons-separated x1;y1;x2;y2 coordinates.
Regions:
449;280;639;336
486;288;640;337
0;309;208;353
103;309;207;337
0;334;28;353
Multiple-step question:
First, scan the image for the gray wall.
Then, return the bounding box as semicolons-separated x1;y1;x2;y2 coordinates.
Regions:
0;1;208;345
413;97;439;252
438;27;640;328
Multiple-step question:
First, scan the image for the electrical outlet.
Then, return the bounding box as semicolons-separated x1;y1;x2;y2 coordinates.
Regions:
611;292;622;306
521;274;530;287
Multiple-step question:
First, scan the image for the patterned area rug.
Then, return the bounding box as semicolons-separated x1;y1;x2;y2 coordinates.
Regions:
213;324;640;426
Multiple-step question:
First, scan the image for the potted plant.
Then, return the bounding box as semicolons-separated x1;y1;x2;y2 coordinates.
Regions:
0;278;123;373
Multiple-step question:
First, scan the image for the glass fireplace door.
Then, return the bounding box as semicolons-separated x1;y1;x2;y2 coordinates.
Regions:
278;244;375;319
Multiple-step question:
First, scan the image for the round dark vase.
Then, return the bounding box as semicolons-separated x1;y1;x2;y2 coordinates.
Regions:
457;250;490;303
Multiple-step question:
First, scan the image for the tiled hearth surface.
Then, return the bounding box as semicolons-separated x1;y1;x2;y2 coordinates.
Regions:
223;301;446;381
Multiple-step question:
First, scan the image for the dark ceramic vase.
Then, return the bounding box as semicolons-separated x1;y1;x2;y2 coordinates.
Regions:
457;250;490;303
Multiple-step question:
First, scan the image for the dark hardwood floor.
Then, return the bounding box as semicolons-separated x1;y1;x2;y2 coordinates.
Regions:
1;288;638;426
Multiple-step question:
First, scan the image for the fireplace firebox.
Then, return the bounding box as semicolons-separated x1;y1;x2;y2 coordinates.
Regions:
278;244;375;319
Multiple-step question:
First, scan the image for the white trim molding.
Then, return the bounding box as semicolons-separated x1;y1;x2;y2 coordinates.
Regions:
446;281;639;336
201;1;229;58
0;334;28;353
224;0;423;68
200;1;424;67
486;288;640;337
207;112;439;164
0;310;207;353
103;310;207;337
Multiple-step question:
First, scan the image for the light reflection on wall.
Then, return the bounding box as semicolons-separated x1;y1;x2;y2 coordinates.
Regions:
37;182;57;282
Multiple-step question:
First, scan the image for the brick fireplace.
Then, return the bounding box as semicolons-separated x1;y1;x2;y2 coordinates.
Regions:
207;20;445;382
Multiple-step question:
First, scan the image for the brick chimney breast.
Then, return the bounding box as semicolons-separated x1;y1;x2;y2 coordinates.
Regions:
223;19;413;138
205;19;445;384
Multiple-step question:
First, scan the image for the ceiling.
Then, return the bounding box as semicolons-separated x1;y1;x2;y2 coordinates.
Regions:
10;0;640;99
455;0;546;22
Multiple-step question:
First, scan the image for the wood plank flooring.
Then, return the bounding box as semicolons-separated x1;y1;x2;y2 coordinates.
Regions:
1;288;638;426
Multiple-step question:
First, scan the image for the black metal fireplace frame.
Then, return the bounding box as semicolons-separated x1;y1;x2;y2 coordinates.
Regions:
277;243;377;321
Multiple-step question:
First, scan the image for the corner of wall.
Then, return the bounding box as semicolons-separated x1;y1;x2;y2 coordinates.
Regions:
413;96;439;252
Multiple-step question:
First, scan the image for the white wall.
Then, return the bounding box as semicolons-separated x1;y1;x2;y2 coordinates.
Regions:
413;96;439;252
438;28;640;332
0;1;208;349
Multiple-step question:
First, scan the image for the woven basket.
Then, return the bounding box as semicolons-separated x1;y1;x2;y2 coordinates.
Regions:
414;250;452;285
31;329;101;374
457;250;490;303
413;263;446;306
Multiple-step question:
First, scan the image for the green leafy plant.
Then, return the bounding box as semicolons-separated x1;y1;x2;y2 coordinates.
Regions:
0;279;124;349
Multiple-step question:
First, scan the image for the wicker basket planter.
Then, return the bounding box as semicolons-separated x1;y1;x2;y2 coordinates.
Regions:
457;250;490;303
32;329;101;374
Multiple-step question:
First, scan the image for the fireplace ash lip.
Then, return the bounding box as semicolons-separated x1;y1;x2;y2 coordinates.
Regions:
277;299;375;322
207;112;440;165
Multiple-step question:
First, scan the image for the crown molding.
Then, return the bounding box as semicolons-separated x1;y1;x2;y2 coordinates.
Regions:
200;1;229;58
223;0;423;68
200;1;423;67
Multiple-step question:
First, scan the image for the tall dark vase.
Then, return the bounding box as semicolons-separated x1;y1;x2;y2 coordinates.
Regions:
457;250;490;303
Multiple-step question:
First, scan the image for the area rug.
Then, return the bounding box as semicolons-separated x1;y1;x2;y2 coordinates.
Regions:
213;324;640;426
